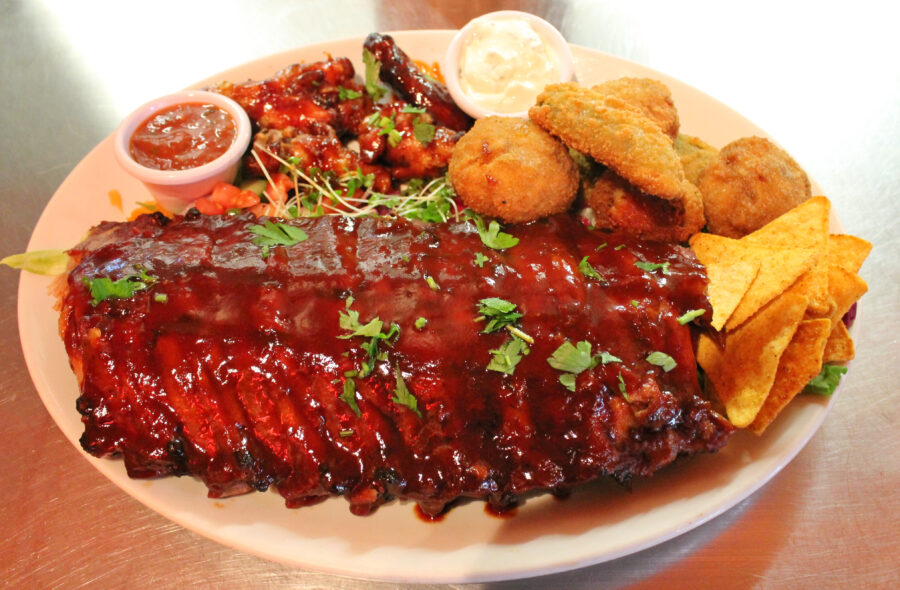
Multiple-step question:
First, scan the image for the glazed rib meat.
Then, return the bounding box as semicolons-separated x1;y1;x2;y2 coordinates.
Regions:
60;212;733;516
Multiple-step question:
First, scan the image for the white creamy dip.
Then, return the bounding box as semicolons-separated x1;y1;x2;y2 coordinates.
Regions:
458;18;562;114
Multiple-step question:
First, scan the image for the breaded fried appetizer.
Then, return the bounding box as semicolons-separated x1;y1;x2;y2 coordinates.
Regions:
448;117;579;223
585;169;705;242
529;82;686;201
675;134;718;186
698;136;811;238
594;77;680;140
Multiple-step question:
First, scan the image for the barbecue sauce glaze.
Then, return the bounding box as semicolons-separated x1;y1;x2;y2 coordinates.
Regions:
62;212;733;516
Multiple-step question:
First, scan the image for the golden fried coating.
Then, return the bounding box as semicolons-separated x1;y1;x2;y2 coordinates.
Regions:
448;117;579;223
529;83;687;201
594;77;680;140
585;169;705;242
697;136;811;238
675;134;718;186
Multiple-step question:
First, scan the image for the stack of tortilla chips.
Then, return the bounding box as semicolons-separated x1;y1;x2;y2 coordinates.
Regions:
689;197;871;433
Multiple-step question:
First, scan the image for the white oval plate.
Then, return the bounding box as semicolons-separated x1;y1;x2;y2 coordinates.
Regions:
19;31;839;583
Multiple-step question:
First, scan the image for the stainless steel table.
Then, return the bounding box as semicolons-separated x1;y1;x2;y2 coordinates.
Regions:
2;1;897;588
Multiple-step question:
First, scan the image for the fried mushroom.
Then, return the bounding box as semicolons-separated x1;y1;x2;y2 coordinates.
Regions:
448;117;579;223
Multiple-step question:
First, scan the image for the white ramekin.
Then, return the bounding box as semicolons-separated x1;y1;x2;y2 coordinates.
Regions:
443;11;575;120
113;89;252;213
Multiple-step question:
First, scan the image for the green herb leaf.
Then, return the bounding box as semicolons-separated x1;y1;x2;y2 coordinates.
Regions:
677;309;706;325
476;297;522;333
803;365;848;395
595;351;622;365
339;429;354;437
617;373;630;401
487;336;529;374
412;116;436;145
548;340;594;374
559;373;577;392
634;260;671;275
614;244;626;251
153;293;168;303
340;378;361;417
631;300;640;308
469;213;519;250
338;301;400;377
474;252;489;268
595;243;607;251
646;351;677;372
425;275;440;291
337;86;363;100
579;256;607;283
337;309;384;338
362;48;387;100
392;366;422;417
1;249;70;276
82;268;157;306
248;221;308;258
401;105;427;114
414;317;427;330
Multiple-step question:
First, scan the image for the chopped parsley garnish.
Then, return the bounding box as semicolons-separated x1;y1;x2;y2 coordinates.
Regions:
548;340;594;374
338;299;400;377
1;249;69;276
412;117;436;145
487;336;529;374
425;275;440;291
153;293;168;303
414;317;428;330
631;300;640;308
468;212;519;250
634;260;671;275
368;113;403;147
339;429;355;437
614;244;626;251
617;373;630;401
362;48;387;100
595;243;607;251
474;252;489;268
340;378;361;417
337;86;363;100
82;268;157;306
803;365;848;395
248;221;309;258
677;309;706;325
547;340;622;391
392;366;422;417
578;256;607;283
401;105;426;114
476;297;522;333
646;351;677;372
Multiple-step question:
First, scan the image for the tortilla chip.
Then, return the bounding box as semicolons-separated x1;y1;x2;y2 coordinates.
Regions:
823;320;855;362
697;290;808;427
689;233;817;332
744;196;830;314
704;259;759;331
748;318;831;434
827;265;868;328
827;234;872;274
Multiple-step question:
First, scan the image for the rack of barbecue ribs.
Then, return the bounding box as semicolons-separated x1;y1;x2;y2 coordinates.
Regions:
59;211;733;516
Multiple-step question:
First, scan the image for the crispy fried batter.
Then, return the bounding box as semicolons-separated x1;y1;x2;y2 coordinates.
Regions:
675;134;718;186
530;83;687;202
449;117;579;223
697;137;811;238
585;169;705;242
594;77;680;140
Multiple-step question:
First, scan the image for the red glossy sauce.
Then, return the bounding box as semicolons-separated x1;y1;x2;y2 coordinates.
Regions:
129;103;236;170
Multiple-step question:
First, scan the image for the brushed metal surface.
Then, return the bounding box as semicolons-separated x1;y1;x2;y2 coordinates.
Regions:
2;1;897;588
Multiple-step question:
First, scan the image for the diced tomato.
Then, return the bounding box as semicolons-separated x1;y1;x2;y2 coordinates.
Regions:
264;173;293;205
193;197;225;215
208;181;261;209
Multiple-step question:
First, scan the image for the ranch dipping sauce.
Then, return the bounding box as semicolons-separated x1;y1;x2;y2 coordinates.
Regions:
458;18;562;115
